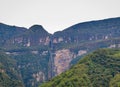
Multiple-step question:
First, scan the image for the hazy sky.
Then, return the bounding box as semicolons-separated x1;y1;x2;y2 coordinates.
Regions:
0;0;120;33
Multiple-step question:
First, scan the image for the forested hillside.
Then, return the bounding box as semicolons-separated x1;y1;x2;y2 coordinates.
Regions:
41;49;120;87
0;51;24;87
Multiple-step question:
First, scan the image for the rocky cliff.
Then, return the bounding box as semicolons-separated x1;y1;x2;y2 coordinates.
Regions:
53;49;87;75
0;23;50;48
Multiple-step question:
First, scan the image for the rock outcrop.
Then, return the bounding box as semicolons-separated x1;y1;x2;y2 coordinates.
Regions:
54;49;75;75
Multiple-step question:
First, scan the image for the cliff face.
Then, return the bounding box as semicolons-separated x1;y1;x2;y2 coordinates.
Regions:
53;17;120;44
54;49;87;75
54;49;75;75
0;24;50;48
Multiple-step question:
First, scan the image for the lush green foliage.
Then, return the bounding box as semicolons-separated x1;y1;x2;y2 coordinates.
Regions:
109;74;120;87
0;51;24;87
9;47;50;87
41;49;120;87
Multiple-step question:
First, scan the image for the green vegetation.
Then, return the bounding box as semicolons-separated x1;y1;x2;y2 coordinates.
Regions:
9;47;50;87
41;49;120;87
0;51;24;87
109;74;120;87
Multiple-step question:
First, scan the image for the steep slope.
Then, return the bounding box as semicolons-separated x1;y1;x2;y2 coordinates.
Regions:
41;49;120;87
0;51;24;87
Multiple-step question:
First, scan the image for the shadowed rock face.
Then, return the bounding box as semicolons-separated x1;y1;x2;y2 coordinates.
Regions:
26;25;50;46
53;17;120;44
0;23;50;47
29;25;48;33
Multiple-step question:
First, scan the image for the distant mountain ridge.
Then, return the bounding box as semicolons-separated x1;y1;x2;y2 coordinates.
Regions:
0;23;50;48
53;17;120;44
0;17;120;48
0;17;120;87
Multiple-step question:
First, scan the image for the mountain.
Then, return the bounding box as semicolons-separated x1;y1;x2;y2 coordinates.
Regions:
0;23;51;87
0;23;26;47
0;17;120;87
53;17;120;44
20;25;50;46
0;23;50;49
0;51;24;87
51;17;120;76
40;48;120;87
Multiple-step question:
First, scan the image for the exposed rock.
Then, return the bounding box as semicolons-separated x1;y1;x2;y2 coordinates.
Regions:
33;71;45;82
26;39;31;47
41;51;48;55
14;37;23;44
31;51;39;54
108;44;116;48
5;52;19;55
53;38;58;43
44;36;50;45
0;69;5;73
77;50;87;56
105;35;108;39
54;49;75;75
53;49;88;76
58;37;63;42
